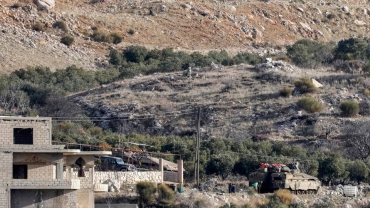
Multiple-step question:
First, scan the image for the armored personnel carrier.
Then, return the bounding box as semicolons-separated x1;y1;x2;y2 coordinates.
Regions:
249;162;321;194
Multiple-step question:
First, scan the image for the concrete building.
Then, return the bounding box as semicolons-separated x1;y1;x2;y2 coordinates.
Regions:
0;116;111;208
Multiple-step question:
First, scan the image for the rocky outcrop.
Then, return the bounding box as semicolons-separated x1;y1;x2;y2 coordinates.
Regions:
36;0;55;11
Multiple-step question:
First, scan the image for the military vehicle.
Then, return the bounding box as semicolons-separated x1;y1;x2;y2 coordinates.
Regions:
249;162;321;194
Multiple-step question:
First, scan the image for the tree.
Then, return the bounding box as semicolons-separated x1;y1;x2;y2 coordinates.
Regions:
287;39;334;68
349;160;368;184
206;154;235;179
233;155;260;176
37;96;82;117
343;121;370;160
318;153;348;185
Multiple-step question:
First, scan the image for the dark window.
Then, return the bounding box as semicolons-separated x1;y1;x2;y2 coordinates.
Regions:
14;128;33;144
13;165;27;179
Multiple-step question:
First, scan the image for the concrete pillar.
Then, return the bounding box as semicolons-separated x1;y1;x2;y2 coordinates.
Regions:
159;158;163;181
56;160;63;179
177;160;183;184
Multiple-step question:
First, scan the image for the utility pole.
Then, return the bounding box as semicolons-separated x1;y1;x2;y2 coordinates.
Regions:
197;107;200;187
194;107;201;187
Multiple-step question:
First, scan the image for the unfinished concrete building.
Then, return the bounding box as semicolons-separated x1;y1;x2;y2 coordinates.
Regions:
0;116;111;208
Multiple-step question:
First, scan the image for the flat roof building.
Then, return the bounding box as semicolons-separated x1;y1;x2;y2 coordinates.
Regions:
0;116;111;208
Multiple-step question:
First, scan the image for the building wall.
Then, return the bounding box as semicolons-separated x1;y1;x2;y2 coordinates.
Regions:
94;171;163;186
28;162;56;179
76;189;94;208
10;189;78;208
0;118;51;146
0;152;13;208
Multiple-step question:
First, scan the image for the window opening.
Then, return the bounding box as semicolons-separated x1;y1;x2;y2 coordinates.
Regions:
14;128;33;144
13;165;27;179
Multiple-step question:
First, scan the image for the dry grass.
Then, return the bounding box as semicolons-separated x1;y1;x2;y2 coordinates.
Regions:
275;189;293;205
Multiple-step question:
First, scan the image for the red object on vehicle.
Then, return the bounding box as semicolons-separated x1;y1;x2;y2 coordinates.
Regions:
260;163;270;168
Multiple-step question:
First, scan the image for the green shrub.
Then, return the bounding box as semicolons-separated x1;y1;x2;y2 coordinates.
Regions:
136;181;156;207
91;30;112;43
157;183;175;206
326;13;336;20
363;60;370;74
90;29;122;44
124;46;148;63
335;38;370;61
288;203;306;208
294;77;317;94
128;29;135;35
260;195;286;208
279;87;293;97
297;97;322;113
53;21;68;32
194;200;207;208
110;32;123;44
32;22;45;32
310;202;335;208
287;39;334;68
240;204;253;208
275;189;293;205
60;35;74;46
340;100;359;117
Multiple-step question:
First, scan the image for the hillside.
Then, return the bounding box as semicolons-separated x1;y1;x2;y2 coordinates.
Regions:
1;0;370;72
69;59;367;151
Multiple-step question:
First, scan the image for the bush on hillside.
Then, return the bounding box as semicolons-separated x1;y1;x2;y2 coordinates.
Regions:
297;97;322;113
60;35;74;46
279;87;293;97
287;39;334;68
363;60;370;74
128;29;135;35
53;21;68;32
124;45;149;63
275;189;293;205
110;32;123;44
364;89;370;96
335;37;370;61
90;29;123;44
32;22;45;32
136;181;156;207
340;100;359;117
157;183;175;206
294;77;317;94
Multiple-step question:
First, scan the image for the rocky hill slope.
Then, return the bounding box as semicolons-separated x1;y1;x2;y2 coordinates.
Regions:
69;58;369;152
1;0;370;72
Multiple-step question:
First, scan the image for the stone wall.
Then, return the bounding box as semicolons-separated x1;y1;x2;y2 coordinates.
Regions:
94;171;163;187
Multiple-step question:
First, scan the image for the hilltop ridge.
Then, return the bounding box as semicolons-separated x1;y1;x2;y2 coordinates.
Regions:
1;0;370;72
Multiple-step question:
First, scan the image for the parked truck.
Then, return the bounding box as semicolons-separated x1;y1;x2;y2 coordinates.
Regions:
95;156;136;171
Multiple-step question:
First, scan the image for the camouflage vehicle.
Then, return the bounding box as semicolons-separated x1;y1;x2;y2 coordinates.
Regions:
249;162;321;194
